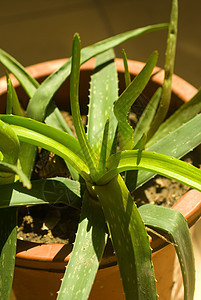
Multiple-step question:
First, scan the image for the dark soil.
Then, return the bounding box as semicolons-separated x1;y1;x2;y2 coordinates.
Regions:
134;175;190;207
17;204;80;244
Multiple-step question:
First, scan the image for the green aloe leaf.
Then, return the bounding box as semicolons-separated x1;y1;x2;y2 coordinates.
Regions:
70;34;97;180
45;102;79;180
122;49;131;87
148;0;178;138
122;49;132;186
87;49;118;158
127;113;201;192
0;115;83;158
0;119;20;165
0;115;90;180
6;73;23;116
0;49;73;140
97;150;201;192
0;49;39;97
6;73;12;115
114;51;158;150
94;175;157;300
11;126;89;181
0;207;17;300
80;23;167;67
97;118;110;176
147;88;201;148
0;111;21;300
0;177;81;209
126;88;161;191
0;51;76;180
57;191;107;300
0;119;29;186
139;204;195;300
0;162;31;188
133;87;161;148
0;52;39;179
0;116;21;300
45;102;74;136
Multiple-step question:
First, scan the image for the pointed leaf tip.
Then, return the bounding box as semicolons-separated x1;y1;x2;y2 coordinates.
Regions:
73;33;81;43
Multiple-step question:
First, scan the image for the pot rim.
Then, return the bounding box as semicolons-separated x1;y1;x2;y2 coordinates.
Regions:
0;58;200;268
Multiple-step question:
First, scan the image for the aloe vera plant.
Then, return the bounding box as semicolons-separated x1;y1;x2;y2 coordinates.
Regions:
0;0;201;299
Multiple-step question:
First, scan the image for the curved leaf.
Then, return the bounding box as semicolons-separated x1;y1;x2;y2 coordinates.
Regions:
134;113;201;190
114;51;158;150
0;119;19;165
0;162;31;188
0;114;82;157
147;89;201;148
12;125;90;181
0;178;81;209
0;114;90;180
0;49;39;98
97;150;201;191
139;204;195;300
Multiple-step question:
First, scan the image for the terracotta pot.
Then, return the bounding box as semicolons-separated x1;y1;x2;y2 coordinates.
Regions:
0;58;201;300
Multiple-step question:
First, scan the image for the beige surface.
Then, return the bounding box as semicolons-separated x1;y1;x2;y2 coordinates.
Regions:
191;219;201;300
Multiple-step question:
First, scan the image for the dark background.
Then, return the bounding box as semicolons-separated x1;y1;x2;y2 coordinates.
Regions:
0;0;201;88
